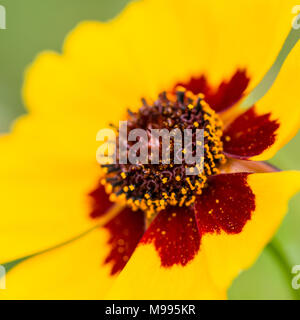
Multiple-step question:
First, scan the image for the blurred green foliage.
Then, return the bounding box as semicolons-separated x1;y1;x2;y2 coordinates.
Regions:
0;0;299;299
0;0;129;131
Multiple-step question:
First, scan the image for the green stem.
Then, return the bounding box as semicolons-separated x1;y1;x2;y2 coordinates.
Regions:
2;224;98;273
0;203;123;274
267;239;300;300
242;21;300;108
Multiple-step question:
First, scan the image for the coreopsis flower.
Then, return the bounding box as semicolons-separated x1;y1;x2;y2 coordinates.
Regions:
1;0;300;299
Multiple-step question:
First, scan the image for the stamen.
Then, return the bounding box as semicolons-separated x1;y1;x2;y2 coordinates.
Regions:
101;89;226;218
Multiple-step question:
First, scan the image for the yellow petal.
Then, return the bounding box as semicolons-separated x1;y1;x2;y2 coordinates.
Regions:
222;34;300;160
107;205;225;300
0;113;105;262
107;171;300;299
21;0;300;167
250;40;300;161
25;0;298;122
107;244;226;300
199;171;300;291
0;229;114;300
1;0;299;298
199;0;298;88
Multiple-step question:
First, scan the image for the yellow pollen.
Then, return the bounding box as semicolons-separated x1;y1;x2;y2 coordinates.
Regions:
162;192;169;199
103;167;108;174
121;172;126;179
109;193;117;202
176;86;186;92
185;196;196;207
186;177;195;190
105;184;112;193
159;199;165;206
179;196;187;207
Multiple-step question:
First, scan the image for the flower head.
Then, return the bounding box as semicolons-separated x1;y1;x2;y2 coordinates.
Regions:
101;89;225;216
1;0;300;299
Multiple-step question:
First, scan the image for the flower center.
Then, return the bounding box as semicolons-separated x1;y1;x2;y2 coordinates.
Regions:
101;88;225;218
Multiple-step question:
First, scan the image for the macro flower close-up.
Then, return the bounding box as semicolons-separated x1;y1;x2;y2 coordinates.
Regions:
1;0;300;301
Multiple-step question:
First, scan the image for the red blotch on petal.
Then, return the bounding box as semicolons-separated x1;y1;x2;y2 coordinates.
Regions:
89;185;113;219
195;173;255;234
141;206;200;267
89;185;145;275
90;173;256;271
104;208;145;275
222;107;280;158
176;69;250;113
176;75;210;97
